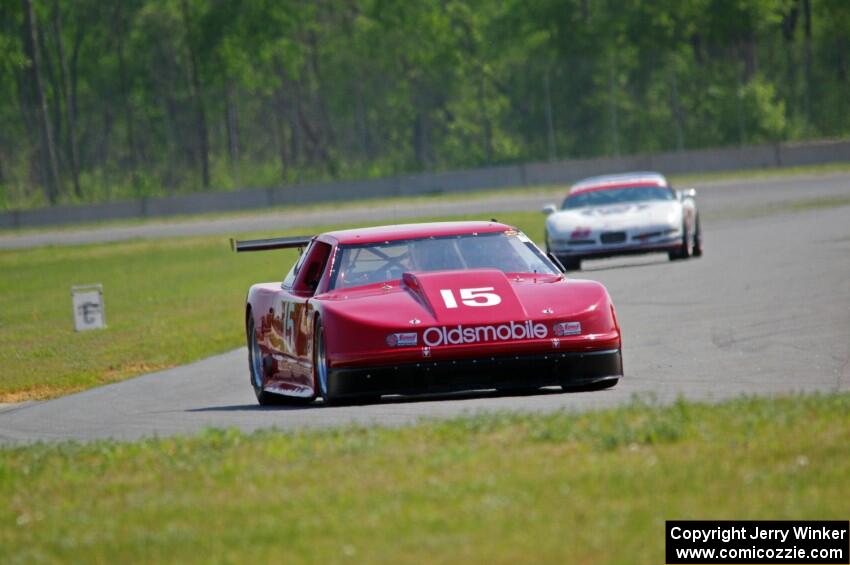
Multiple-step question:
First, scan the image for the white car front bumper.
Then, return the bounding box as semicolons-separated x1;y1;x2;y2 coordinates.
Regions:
547;226;682;258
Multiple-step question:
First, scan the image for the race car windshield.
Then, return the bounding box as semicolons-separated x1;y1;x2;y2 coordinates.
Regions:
330;231;559;290
562;185;673;209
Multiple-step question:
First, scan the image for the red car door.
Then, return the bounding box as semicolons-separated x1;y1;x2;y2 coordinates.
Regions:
267;240;333;397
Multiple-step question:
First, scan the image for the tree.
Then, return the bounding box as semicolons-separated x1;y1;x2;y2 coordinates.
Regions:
22;0;61;204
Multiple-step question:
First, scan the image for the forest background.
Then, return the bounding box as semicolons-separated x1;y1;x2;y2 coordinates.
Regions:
1;0;847;210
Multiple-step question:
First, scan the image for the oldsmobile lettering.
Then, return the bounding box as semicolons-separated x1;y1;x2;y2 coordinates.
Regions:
423;320;548;347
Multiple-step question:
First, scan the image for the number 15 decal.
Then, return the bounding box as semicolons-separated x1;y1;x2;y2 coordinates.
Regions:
440;287;502;308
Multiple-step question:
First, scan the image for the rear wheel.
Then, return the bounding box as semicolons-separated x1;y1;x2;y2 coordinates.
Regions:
247;312;287;406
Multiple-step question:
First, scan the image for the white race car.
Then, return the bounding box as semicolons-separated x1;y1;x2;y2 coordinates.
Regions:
542;172;702;270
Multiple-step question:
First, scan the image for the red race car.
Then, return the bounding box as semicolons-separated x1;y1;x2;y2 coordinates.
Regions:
233;221;623;405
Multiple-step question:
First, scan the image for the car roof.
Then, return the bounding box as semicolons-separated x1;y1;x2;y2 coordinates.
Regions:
323;221;512;245
569;171;668;195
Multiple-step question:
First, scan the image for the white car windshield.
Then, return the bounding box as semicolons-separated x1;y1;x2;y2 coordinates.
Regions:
563;185;674;209
330;231;558;290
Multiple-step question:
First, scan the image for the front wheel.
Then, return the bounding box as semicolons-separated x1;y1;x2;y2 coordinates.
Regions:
692;214;703;257
559;256;582;271
668;220;693;261
314;317;340;406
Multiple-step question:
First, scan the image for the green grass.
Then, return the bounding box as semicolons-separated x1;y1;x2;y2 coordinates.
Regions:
5;185;850;403
0;234;287;401
1;393;848;563
4;182;850;403
2;161;848;236
0;211;544;401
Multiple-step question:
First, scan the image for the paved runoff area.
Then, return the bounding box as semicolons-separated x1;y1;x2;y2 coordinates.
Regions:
1;171;850;249
1;173;849;442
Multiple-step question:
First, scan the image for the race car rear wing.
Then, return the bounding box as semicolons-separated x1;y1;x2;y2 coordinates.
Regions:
230;235;314;252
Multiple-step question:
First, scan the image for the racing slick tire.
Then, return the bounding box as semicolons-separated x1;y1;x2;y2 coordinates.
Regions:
559;256;582;271
692;213;703;257
314;317;349;406
546;232;580;271
312;317;382;406
247;310;306;406
668;219;694;261
314;317;333;405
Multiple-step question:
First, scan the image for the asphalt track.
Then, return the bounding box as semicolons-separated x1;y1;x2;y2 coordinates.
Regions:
2;171;850;249
1;173;849;442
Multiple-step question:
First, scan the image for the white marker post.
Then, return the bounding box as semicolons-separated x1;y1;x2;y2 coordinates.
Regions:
71;284;106;331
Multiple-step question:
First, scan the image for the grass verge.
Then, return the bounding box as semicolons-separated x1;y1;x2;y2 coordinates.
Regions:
3;185;850;403
1;393;848;563
0;211;542;401
2;161;848;237
5;187;850;403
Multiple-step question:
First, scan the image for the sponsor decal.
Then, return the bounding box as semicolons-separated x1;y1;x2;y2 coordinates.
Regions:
596;205;631;215
386;332;418;347
570;227;592;239
553;321;582;336
423;320;548;347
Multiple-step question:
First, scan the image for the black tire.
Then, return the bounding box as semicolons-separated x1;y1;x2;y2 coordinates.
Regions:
560;256;582;271
313;317;341;406
668;219;693;261
248;310;314;406
692;213;703;257
562;377;619;392
247;311;289;406
313;318;375;406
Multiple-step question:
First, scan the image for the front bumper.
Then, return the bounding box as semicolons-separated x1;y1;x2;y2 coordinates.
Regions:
552;240;682;260
326;348;623;398
548;227;683;259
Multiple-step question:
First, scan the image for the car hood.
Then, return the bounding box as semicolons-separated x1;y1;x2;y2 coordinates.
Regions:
547;200;681;232
317;269;614;333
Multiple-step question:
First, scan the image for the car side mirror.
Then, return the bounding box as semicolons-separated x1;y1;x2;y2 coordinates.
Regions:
547;252;567;273
679;188;696;199
542;204;557;215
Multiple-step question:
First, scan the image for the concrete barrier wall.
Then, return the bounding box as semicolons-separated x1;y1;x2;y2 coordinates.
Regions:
399;163;525;196
522;155;653;186
13;200;145;228
649;144;778;174
0;211;17;230
271;177;402;206
144;187;272;217
779;139;850;167
2;138;848;229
